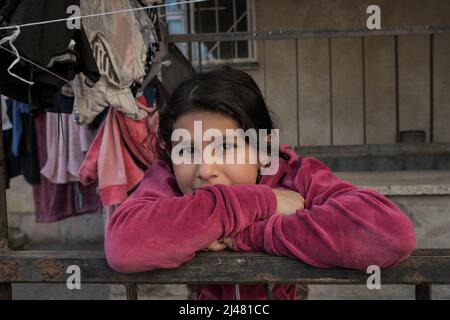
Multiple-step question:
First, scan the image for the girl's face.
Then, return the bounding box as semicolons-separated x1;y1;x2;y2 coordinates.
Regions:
172;110;261;194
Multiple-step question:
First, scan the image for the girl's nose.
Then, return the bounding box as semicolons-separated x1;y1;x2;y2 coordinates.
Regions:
196;162;220;182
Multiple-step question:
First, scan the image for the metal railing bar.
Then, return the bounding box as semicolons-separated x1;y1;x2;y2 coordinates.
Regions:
1;249;449;285
125;284;138;300
168;25;450;43
415;283;432;300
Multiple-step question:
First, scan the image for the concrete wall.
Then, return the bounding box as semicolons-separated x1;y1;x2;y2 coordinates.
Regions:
5;176;104;247
246;0;450;147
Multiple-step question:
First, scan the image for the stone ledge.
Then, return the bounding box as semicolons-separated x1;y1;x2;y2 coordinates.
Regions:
296;143;450;172
336;171;450;195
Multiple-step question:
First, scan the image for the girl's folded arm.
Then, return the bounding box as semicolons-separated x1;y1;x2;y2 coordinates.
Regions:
231;157;416;271
105;180;277;273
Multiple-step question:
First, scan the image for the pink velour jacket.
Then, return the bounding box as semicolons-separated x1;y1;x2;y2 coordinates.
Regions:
105;144;416;300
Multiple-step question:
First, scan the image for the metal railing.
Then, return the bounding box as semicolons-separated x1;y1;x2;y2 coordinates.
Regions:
1;249;449;300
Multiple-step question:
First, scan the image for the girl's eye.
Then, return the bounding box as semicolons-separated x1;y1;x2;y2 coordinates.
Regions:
218;143;235;151
180;146;195;155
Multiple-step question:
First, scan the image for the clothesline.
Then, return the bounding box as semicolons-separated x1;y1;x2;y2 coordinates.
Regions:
0;0;206;30
0;0;206;86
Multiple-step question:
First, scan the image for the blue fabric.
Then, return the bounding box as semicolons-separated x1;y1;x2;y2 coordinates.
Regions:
11;100;22;158
143;85;156;106
11;101;32;157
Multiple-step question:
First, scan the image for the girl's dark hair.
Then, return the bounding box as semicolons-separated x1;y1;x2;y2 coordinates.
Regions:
154;66;283;166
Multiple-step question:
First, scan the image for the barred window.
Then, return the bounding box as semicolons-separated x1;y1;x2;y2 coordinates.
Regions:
166;0;256;69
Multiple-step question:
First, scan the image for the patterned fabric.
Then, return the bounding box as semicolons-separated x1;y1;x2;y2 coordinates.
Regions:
74;0;157;124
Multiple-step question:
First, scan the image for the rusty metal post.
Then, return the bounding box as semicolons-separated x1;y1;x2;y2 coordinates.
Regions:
265;283;274;300
0;284;12;300
415;284;432;300
125;284;138;300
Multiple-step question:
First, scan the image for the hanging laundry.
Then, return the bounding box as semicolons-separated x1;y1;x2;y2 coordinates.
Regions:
10;100;31;157
132;3;162;84
46;83;76;114
138;0;163;5
0;1;21;31
2;97;40;186
0;0;100;111
40;112;95;184
79;96;158;206
39;82;94;184
138;10;168;96
2;128;15;189
1;95;13;131
132;2;160;52
2;95;14;189
88;107;110;132
32;112;100;223
73;0;156;124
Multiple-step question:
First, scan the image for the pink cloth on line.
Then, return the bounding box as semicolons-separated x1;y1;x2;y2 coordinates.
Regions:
78;97;158;206
32;112;100;223
40;113;94;184
116;96;158;168
104;144;416;300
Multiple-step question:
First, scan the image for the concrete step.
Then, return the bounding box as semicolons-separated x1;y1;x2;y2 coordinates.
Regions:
297;143;450;171
336;170;450;195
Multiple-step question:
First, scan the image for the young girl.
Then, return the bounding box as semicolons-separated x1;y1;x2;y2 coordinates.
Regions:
105;67;415;300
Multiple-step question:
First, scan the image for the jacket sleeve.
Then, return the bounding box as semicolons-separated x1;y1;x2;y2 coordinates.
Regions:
105;164;277;273
231;157;416;270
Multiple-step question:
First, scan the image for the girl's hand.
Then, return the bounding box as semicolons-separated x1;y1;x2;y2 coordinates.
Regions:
272;188;305;215
204;238;232;252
